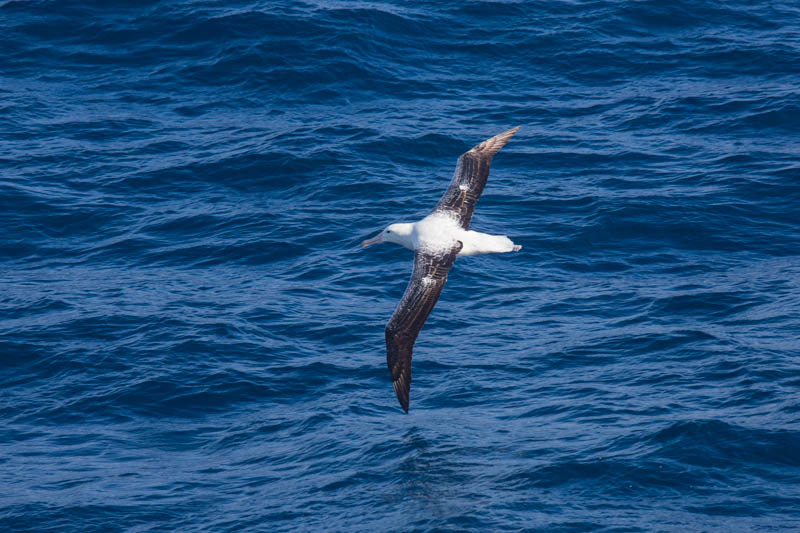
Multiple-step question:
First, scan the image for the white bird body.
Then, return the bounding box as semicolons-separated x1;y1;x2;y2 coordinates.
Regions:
383;213;520;256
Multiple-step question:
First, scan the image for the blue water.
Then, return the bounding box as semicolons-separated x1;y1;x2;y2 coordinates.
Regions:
2;0;800;531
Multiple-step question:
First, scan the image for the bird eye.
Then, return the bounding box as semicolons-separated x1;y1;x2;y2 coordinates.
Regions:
386;230;392;233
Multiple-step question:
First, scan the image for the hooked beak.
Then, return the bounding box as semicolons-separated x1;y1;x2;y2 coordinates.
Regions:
361;233;382;248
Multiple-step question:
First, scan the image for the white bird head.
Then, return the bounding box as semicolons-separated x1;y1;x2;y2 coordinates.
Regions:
362;223;414;249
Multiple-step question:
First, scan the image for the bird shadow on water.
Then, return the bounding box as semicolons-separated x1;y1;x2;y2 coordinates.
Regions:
380;427;476;527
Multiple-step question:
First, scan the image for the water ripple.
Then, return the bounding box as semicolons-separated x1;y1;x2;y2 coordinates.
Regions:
2;0;799;531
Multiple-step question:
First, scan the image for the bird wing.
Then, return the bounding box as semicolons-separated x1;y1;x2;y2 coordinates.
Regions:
432;126;520;230
385;241;462;413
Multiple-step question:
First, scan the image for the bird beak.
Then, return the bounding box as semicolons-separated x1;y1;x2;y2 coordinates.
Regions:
361;233;382;248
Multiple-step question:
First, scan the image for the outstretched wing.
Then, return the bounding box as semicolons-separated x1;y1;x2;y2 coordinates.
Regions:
432;126;520;230
385;241;462;413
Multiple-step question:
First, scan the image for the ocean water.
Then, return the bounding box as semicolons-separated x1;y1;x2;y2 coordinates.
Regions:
2;0;800;531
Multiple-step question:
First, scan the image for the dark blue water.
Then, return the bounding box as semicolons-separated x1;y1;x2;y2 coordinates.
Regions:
2;1;800;531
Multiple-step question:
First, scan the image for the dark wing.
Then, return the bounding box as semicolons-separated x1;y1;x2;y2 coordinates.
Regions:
385;241;462;413
432;126;520;230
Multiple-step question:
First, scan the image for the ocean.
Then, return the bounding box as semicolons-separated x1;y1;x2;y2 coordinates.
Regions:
1;0;799;531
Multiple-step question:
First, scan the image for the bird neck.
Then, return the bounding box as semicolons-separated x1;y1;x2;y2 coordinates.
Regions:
387;223;415;250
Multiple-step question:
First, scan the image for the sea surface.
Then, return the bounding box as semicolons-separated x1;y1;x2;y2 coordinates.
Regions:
2;1;800;531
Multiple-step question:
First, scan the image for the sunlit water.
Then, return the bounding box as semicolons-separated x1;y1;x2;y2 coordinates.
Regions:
2;1;799;531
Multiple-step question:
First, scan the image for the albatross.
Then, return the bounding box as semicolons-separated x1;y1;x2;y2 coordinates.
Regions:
362;126;522;413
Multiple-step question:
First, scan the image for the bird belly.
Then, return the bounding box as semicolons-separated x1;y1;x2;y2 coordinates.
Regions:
413;213;463;253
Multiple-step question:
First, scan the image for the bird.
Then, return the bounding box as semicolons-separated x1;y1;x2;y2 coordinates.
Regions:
361;126;522;413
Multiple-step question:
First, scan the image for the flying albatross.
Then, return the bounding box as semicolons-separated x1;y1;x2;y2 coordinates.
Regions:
362;126;522;413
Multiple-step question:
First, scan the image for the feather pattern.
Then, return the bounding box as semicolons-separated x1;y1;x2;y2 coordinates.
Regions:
433;126;520;229
385;241;462;412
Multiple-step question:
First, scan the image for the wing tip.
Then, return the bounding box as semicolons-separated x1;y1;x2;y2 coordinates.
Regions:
470;126;521;157
392;375;410;413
